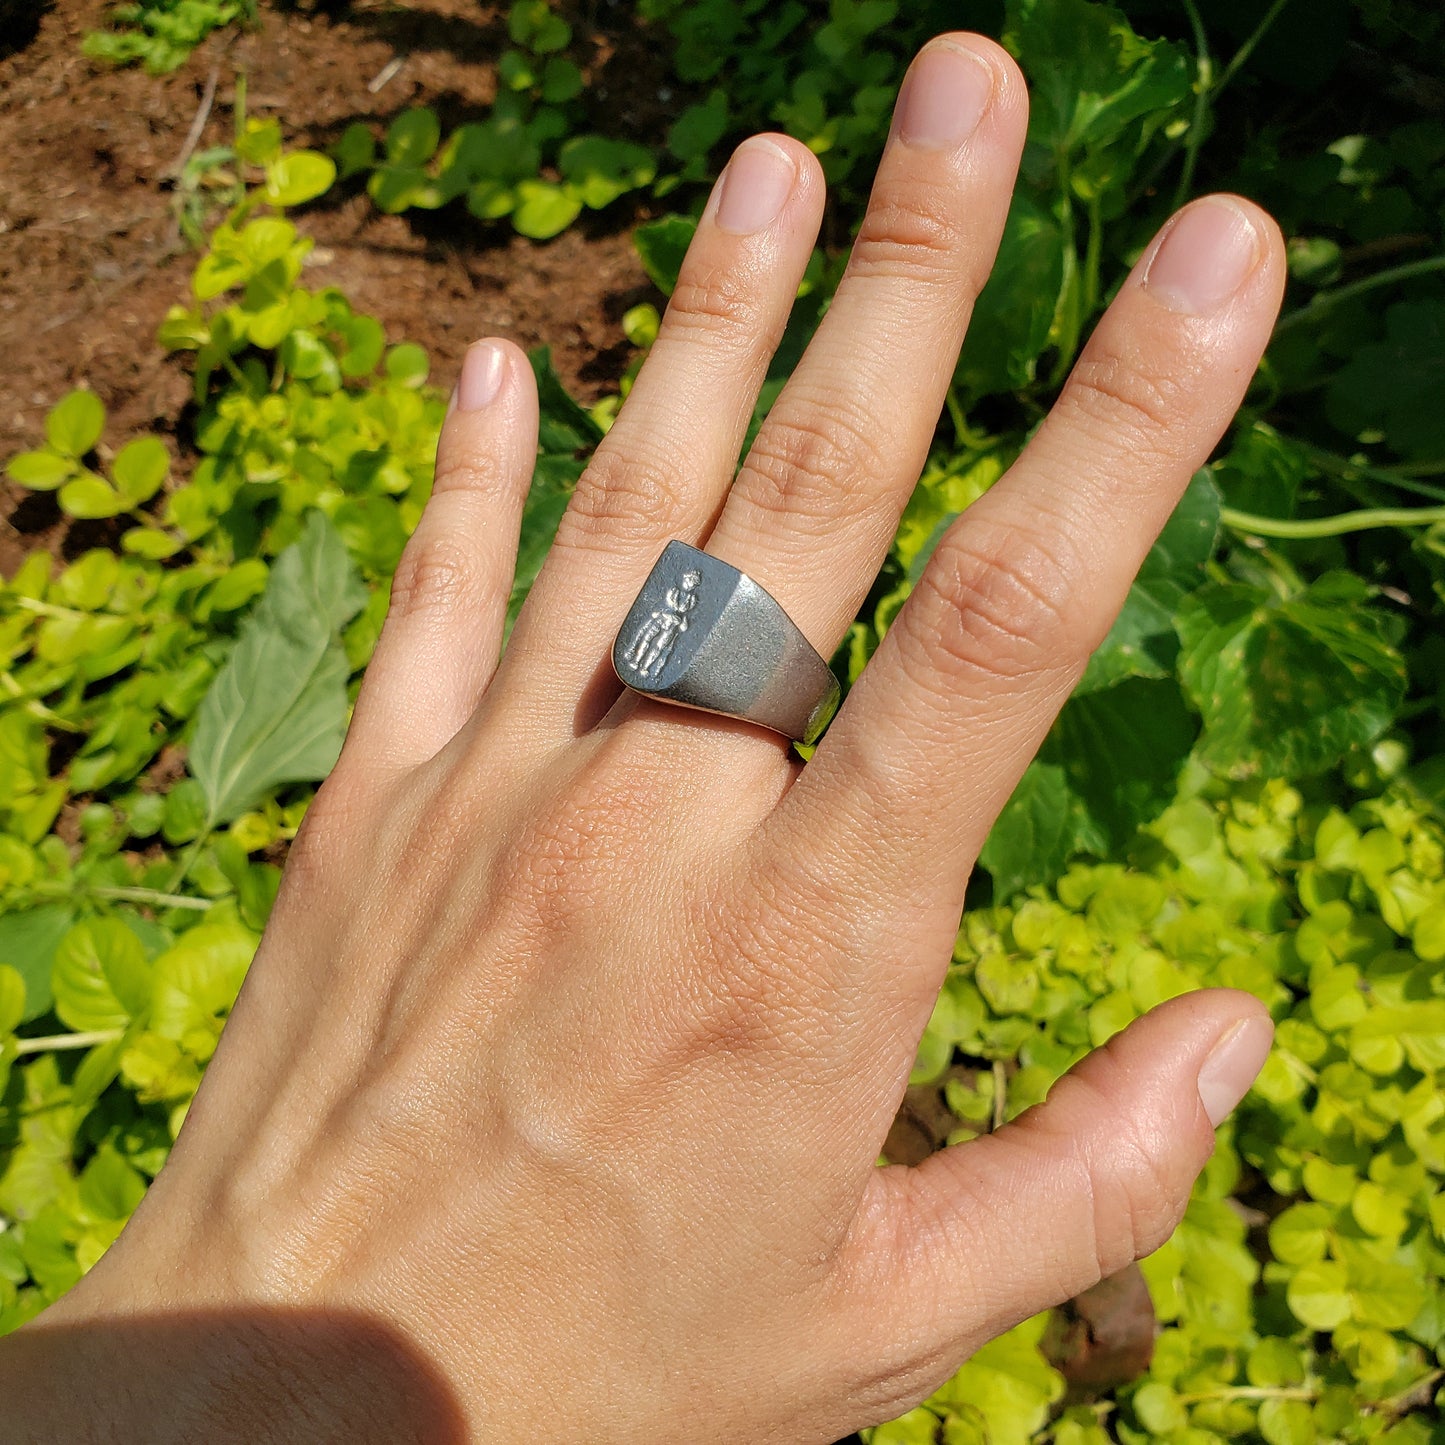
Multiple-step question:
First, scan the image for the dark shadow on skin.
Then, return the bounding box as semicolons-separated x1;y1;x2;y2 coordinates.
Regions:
0;1307;466;1444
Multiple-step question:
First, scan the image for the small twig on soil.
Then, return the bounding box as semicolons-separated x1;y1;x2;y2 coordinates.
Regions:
165;64;221;181
367;55;406;94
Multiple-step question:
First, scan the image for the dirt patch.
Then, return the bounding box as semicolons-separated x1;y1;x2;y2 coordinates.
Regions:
0;0;674;568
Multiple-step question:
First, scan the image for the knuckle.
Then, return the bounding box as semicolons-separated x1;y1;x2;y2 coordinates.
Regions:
1040;1056;1190;1280
850;185;968;288
666;263;769;345
1062;345;1187;444
431;454;507;499
741;400;892;533
555;444;686;555
387;528;484;623
903;520;1080;691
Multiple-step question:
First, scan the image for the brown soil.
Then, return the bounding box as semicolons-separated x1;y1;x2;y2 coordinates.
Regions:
0;0;672;570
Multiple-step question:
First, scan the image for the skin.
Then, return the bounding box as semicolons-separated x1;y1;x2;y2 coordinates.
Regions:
1;34;1286;1444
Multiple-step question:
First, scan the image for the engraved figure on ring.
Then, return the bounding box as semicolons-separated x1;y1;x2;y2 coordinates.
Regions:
624;570;700;679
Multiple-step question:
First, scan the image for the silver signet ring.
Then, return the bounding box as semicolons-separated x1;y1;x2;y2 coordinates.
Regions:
611;540;841;745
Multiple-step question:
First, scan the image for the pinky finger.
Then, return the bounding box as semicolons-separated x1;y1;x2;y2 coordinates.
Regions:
343;338;539;771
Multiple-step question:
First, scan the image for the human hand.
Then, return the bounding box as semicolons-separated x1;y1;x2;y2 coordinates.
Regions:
14;32;1284;1443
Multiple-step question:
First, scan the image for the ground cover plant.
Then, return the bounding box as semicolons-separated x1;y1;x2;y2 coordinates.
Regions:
2;0;1444;1440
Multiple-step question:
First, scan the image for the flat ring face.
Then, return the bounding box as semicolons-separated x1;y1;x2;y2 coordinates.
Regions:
611;541;841;744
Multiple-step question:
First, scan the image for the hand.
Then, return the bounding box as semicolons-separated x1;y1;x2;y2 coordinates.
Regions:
9;32;1284;1443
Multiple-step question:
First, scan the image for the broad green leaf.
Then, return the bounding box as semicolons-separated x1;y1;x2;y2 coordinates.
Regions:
264;149;337;208
51;918;151;1032
45;389;105;456
110;436;169;504
1047;677;1197;852
1004;0;1190;162
980;760;1082;900
1327;299;1445;457
511;179;584;239
666;89;730;162
188;513;365;826
5;448;73;490
633;214;697;296
1176;573;1407;780
1079;469;1220;694
77;1143;146;1222
529;346;604;453
954;193;1064;398
510;453;582;626
0;906;73;1021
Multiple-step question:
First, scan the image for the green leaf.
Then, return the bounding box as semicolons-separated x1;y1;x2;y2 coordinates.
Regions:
5;448;74;490
384;342;430;388
0;906;73;1022
333;121;376;178
1176;573;1407;780
77;1143;146;1221
529;345;604;453
110;436;169;505
150;922;256;1060
1327;299;1445;457
1004;0;1191;163
1047;677;1197;852
45;390;106;457
58;472;125;519
188;513;365;827
1258;1398;1317;1445
666;89;730;162
51;918;151;1032
0;965;26;1036
980;760;1082;900
1079;469;1219;694
932;1314;1064;1445
1287;1259;1351;1329
384;109;441;168
540;55;583;104
633;214;697;296
264;149;337;208
511;179;583;239
557;136;656;210
954;193;1065;398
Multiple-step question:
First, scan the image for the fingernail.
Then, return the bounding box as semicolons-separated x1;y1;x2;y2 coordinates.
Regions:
456;340;507;412
1196;1015;1274;1126
713;138;797;236
1143;197;1261;315
895;41;993;150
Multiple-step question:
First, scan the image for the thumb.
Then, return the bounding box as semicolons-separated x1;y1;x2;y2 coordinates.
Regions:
837;989;1272;1398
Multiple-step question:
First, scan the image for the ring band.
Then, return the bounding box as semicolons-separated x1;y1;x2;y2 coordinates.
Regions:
612;540;841;744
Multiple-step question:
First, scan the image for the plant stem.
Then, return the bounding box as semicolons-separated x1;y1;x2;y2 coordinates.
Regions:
1180;1385;1317;1405
14;1029;123;1056
1289;437;1445;504
1221;504;1445;539
164;832;210;893
89;885;214;911
1174;0;1212;211
1274;254;1445;335
1214;0;1294;95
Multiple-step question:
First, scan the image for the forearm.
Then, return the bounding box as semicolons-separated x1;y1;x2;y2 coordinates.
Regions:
0;1295;465;1444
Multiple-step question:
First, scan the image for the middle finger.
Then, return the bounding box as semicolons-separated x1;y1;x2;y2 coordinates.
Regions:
702;34;1027;668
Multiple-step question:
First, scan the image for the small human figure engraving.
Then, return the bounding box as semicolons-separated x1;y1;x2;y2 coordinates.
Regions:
624;570;700;679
